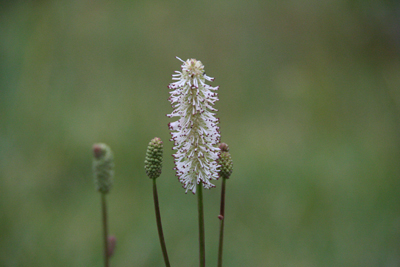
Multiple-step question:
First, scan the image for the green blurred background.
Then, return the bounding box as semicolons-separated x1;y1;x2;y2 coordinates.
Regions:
1;0;400;266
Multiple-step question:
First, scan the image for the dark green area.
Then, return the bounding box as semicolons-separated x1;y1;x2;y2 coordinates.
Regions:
1;0;400;266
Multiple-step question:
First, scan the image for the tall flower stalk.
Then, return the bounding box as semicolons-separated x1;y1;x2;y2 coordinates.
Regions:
144;137;170;267
92;143;114;267
216;143;233;267
168;57;221;267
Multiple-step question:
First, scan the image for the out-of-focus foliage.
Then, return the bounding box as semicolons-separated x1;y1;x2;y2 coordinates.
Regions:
1;0;400;266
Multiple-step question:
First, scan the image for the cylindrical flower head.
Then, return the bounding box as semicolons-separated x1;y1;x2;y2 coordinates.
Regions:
167;57;220;194
217;143;233;179
93;143;114;194
144;137;164;179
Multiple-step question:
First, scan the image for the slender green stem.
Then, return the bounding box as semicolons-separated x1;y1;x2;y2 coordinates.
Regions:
153;178;171;267
217;178;227;267
197;183;205;267
101;193;110;267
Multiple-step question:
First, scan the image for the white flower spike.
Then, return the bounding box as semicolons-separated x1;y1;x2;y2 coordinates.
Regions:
167;57;221;194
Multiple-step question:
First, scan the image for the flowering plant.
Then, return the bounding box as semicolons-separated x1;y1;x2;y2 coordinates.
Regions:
91;58;233;267
167;57;221;194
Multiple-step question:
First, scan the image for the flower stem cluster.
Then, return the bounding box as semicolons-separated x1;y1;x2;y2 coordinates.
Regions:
167;57;221;194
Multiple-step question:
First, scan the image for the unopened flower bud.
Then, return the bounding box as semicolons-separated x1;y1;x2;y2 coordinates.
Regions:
144;137;163;179
219;143;229;153
217;143;233;179
92;143;114;194
107;235;117;257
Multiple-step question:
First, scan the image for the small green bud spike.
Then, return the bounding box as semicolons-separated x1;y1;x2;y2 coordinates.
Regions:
217;143;233;179
144;137;164;179
93;143;114;194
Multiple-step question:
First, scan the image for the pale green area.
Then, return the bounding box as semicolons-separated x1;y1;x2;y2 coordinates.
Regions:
1;1;400;266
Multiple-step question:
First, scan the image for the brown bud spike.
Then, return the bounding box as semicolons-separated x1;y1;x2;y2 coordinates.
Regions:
107;235;117;257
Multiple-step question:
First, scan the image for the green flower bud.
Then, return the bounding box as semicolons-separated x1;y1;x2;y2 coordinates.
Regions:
219;143;229;153
144;137;163;179
92;143;114;194
217;143;233;179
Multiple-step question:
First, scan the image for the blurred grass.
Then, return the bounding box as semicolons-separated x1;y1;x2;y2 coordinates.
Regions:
1;0;400;266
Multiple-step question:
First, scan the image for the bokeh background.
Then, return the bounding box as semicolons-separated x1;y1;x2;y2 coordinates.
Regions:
1;0;400;266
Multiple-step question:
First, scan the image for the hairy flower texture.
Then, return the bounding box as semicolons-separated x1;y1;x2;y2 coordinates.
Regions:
167;57;220;194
